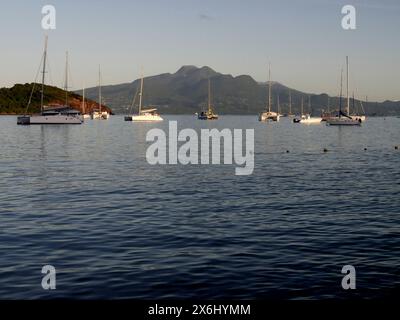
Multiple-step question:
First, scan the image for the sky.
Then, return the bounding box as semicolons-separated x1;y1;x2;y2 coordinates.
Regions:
0;0;399;101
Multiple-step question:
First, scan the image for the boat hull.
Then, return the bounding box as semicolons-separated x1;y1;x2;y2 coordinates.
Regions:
326;118;361;126
300;117;322;124
198;115;219;120
17;115;83;125
259;112;279;122
126;114;163;122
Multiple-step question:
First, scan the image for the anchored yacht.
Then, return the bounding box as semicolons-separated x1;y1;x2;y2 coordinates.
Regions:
125;71;163;122
17;38;83;125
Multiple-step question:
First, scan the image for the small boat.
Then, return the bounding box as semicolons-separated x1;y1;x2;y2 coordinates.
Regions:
81;85;91;120
326;57;361;126
17;38;83;125
299;114;322;124
101;111;110;120
198;79;218;120
125;71;163;122
91;110;102;119
259;111;280;122
294;113;322;124
92;66;110;120
298;96;321;124
287;89;295;117
259;63;279;122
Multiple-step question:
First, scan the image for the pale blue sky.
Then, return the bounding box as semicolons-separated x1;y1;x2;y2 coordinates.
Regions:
0;0;399;101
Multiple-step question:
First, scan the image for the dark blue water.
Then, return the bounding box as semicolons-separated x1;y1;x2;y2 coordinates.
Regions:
0;115;399;299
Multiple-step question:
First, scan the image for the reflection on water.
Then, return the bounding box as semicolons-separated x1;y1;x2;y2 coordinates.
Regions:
0;115;399;299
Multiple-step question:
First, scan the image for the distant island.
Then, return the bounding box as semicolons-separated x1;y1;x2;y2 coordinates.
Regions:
0;83;112;115
1;67;399;116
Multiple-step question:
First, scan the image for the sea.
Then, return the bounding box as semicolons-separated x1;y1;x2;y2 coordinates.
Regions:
0;115;399;299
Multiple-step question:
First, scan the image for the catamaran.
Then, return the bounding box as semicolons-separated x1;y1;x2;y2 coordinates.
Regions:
198;79;219;120
327;57;361;126
17;38;83;125
125;71;163;122
259;64;279;122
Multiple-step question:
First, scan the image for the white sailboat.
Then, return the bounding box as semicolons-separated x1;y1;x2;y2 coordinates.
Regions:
81;85;91;120
17;39;83;125
125;71;163;122
327;57;361;126
92;65;110;120
198;79;219;120
288;90;294;117
349;93;366;122
259;63;280;122
299;95;322;124
293;97;304;123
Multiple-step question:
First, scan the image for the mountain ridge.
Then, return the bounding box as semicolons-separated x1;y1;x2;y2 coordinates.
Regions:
78;65;399;116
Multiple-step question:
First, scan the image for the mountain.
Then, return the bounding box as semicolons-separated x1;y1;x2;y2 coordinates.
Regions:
78;66;400;116
0;83;112;115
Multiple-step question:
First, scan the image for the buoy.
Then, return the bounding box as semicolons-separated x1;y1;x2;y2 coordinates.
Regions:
323;148;328;153
395;146;398;150
364;148;367;151
286;150;290;153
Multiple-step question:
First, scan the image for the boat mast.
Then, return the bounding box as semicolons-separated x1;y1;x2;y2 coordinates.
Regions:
268;63;271;113
308;95;311;115
40;35;48;114
82;84;85;114
327;96;330;113
301;96;304;116
346;56;350;115
289;90;292;115
277;94;280;114
139;71;144;114
64;51;69;107
339;68;343;117
98;65;102;113
208;78;211;113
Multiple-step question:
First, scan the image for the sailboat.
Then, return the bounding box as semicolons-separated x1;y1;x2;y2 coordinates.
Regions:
81;85;91;120
298;95;322;124
92;66;110;120
349;93;366;122
259;63;279;122
17;39;83;125
321;96;335;121
287;90;294;117
277;94;282;117
198;79;219;120
125;71;163;122
327;57;361;126
293;97;304;123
